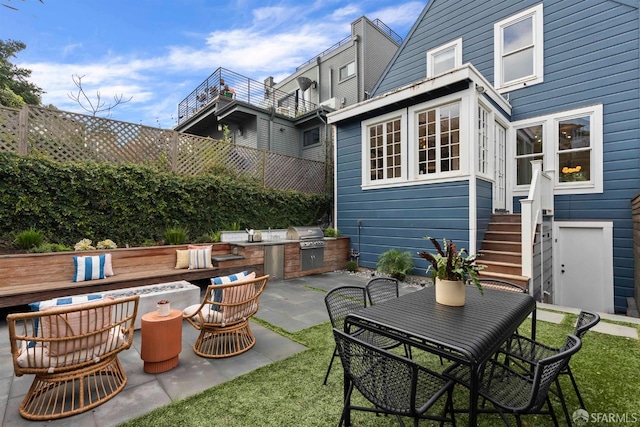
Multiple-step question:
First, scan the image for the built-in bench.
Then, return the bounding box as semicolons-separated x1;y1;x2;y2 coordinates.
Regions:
0;243;262;308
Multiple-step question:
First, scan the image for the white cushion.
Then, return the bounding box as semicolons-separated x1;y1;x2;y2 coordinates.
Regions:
73;254;106;282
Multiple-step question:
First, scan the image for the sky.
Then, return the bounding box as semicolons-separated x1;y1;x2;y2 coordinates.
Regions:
1;0;425;129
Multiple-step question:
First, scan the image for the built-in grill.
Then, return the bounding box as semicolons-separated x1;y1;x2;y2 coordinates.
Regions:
286;226;325;271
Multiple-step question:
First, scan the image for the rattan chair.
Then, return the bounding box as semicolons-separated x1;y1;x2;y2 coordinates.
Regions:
445;334;582;427
365;277;400;305
333;328;456;427
323;285;408;385
501;310;600;418
7;295;139;420
183;274;269;358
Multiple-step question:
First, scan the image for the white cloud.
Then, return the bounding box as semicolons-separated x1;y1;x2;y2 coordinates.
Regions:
17;1;420;127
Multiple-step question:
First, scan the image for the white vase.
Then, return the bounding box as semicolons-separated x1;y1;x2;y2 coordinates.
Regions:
435;278;466;306
156;302;171;316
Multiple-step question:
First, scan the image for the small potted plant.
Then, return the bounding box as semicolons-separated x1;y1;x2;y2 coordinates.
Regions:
418;236;485;306
156;299;171;316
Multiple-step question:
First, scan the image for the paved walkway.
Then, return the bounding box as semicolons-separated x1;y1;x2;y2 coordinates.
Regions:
0;272;637;426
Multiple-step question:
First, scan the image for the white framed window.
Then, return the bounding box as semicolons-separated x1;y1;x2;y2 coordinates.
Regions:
427;38;462;78
362;110;406;186
339;62;355;81
494;3;544;92
514;123;544;185
511;104;603;195
412;100;462;177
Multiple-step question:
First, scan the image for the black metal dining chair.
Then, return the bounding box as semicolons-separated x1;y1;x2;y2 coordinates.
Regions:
365;277;400;305
445;334;582;427
501;310;600;417
323;285;407;385
333;328;457;427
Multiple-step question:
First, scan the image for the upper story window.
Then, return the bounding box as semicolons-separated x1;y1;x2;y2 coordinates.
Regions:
512;104;603;195
427;38;462;78
303;127;320;147
362;111;406;185
494;4;544;92
339;62;356;81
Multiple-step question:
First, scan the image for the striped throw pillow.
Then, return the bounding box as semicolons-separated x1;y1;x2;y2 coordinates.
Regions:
210;271;249;310
188;247;213;270
73;254;106;282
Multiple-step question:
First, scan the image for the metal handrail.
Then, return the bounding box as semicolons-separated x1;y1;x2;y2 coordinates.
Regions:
371;18;403;45
178;68;317;125
296;35;352;71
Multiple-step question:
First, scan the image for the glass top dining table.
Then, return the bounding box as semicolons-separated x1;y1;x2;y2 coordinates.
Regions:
344;285;536;426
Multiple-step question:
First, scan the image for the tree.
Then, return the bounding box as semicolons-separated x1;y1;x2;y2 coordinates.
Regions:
67;74;132;117
0;39;43;107
1;0;43;12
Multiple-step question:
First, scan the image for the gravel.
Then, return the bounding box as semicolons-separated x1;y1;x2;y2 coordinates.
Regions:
334;267;433;290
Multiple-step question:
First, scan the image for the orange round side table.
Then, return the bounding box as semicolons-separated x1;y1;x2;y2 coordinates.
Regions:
140;309;182;374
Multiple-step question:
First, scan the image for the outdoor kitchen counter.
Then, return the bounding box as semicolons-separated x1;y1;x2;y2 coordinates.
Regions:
230;240;299;247
226;238;350;280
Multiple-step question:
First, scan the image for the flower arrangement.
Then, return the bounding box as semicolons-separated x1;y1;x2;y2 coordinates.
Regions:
418;236;485;294
74;238;95;251
97;239;117;249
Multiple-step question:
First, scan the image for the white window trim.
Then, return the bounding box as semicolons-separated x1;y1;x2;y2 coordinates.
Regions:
427;38;462;78
511;104;603;196
339;61;356;81
494;3;544;92
361;109;407;188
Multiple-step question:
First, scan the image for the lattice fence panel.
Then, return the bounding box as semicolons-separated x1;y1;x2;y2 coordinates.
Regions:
0;106;20;153
0;105;327;193
265;152;326;194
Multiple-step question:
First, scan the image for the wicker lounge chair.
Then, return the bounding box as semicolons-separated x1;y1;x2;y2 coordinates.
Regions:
7;295;139;420
183;274;269;358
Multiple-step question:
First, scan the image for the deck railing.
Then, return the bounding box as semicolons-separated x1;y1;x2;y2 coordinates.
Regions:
520;160;554;281
177;68;317;125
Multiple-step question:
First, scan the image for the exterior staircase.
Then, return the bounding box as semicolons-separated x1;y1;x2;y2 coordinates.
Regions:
477;213;529;289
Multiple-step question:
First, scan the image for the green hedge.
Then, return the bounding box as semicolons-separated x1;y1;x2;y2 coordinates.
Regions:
0;153;331;247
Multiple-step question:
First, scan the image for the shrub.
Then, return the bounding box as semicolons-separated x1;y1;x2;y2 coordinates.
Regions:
29;242;72;253
165;226;189;245
14;228;45;250
346;260;358;272
377;249;414;281
324;227;341;237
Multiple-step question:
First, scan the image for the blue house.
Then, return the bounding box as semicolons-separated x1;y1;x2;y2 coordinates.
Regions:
327;0;639;314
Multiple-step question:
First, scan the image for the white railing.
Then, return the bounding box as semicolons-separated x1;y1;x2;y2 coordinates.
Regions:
520;160;554;279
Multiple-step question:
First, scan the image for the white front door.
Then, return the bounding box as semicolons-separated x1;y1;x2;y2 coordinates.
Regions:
553;221;614;313
493;122;507;211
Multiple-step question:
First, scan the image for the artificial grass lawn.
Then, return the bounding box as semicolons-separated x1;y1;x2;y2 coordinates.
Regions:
119;312;640;427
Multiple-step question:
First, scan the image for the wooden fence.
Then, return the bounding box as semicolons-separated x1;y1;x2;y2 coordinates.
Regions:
0;105;327;194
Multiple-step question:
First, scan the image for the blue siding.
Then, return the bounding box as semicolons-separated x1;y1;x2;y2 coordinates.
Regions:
364;0;640;313
336;122;471;276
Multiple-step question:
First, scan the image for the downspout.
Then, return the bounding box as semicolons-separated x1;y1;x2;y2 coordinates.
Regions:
354;34;360;103
316;56;322;105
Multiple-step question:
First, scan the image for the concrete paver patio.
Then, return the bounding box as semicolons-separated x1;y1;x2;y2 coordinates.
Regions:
0;272;637;426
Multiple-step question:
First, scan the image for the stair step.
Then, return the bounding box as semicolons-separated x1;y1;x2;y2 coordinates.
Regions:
486;222;522;232
485;231;521;242
490;214;521;224
478;250;521;264
480;260;523;276
480;240;522;253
